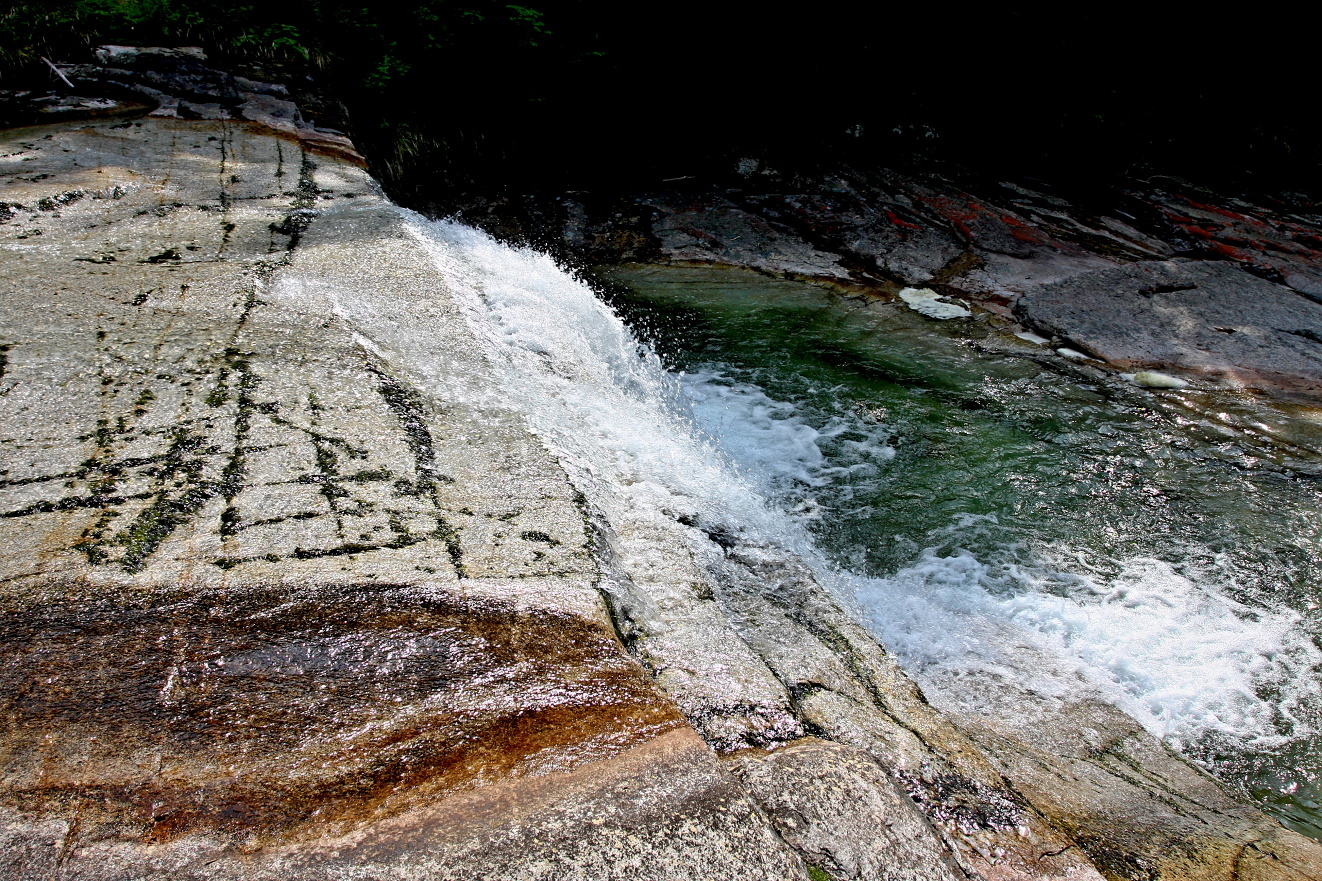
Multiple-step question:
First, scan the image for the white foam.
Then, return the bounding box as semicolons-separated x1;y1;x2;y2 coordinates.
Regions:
402;217;792;545
852;541;1322;749
680;368;894;517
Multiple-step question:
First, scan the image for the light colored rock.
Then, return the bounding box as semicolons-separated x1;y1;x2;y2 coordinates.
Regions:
596;514;806;753
702;545;1104;881
1123;370;1189;389
0;730;810;881
0;118;807;880
898;286;972;319
923;665;1322;881
727;739;966;881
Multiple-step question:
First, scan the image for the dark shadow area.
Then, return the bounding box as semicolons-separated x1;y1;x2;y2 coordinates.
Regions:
4;4;1318;211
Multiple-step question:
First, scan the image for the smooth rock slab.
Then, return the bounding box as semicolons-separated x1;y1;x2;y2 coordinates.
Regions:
0;118;809;879
1;729;807;881
1;582;684;840
1016;259;1322;397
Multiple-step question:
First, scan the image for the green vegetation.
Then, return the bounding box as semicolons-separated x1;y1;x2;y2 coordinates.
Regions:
3;5;1316;203
2;2;308;72
1;1;603;191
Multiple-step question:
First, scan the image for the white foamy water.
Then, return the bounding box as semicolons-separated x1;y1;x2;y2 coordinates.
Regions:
680;368;894;519
403;217;793;544
850;541;1321;750
403;214;1320;768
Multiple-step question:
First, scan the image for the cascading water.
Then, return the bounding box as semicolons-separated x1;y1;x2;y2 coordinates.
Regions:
402;218;806;554
404;216;1322;839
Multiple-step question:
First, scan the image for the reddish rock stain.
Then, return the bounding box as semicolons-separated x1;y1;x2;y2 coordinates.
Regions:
0;583;684;843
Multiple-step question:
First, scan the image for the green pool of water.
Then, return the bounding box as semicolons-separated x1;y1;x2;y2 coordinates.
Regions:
601;262;1322;840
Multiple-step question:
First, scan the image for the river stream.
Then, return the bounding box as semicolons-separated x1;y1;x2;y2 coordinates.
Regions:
407;217;1322;841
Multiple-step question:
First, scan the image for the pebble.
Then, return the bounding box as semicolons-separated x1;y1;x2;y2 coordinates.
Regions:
898;287;971;320
1121;370;1188;389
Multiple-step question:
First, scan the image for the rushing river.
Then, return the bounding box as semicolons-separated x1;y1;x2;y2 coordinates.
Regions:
407;217;1322;841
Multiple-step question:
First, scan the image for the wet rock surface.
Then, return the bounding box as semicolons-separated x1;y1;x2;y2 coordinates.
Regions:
2;585;682;843
930;667;1322;881
0;118;804;879
727;739;966;881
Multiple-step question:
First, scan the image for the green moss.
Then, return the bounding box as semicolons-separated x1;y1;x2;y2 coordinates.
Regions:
438;520;466;577
216;346;257;536
116;483;213;571
369;363;448;491
268;152;321;250
806;866;832;881
209;525;446;571
282;417;369;512
36;190;83;212
109;426;218;572
132;387;155;416
347;467;393;482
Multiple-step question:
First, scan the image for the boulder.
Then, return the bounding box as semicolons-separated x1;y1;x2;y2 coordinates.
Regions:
1016;259;1322;396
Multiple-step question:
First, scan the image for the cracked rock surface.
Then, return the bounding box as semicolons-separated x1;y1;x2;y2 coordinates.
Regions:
0;118;803;880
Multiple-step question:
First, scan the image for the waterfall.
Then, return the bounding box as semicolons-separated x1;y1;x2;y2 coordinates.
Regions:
402;216;805;553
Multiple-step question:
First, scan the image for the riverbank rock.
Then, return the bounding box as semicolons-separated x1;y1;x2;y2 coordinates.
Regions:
1016;259;1322;397
515;164;1322;401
